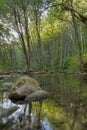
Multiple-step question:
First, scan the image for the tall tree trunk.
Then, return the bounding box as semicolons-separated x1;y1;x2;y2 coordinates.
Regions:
59;27;63;69
12;2;31;72
51;25;57;71
22;0;31;71
35;11;42;70
71;13;83;67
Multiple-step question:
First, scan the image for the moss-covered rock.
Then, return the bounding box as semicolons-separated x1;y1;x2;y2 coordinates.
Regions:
8;76;49;102
25;90;49;102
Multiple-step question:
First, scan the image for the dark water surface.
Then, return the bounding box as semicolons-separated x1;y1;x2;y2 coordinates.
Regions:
0;74;87;130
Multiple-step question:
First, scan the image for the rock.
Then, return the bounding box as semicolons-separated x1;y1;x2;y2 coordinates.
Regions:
0;106;19;118
8;76;42;101
25;90;49;102
8;76;49;103
0;82;13;93
0;87;9;92
2;82;13;89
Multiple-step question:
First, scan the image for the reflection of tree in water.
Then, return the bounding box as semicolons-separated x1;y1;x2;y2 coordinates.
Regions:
64;76;86;130
59;75;87;130
20;102;42;130
0;94;52;130
38;74;87;130
0;101;42;130
0;74;87;130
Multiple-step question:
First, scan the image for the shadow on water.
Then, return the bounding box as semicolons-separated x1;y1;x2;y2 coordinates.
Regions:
0;74;87;130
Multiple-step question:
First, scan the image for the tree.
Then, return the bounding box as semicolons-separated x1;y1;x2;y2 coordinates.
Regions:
5;0;31;71
47;0;87;67
28;0;51;70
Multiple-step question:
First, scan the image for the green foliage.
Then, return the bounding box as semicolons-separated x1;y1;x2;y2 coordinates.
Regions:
0;0;87;72
65;54;87;72
65;56;80;72
0;24;10;39
41;21;61;43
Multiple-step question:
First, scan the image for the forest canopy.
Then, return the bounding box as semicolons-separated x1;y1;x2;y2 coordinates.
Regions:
0;0;87;73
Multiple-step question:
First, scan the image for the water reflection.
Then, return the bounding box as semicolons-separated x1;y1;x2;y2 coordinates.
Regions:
0;74;87;130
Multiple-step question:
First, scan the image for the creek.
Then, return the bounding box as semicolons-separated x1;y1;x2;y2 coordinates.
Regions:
0;74;87;130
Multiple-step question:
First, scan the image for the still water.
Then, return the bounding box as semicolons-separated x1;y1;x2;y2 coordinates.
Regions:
0;74;87;130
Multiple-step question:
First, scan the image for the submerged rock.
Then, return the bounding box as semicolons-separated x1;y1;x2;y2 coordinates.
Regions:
0;82;13;92
0;87;9;92
0;106;19;118
8;76;49;103
2;82;13;89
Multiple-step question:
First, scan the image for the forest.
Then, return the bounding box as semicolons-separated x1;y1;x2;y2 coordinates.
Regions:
0;0;87;74
0;1;87;130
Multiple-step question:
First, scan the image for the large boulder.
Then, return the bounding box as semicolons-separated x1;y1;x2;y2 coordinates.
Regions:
8;76;48;102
